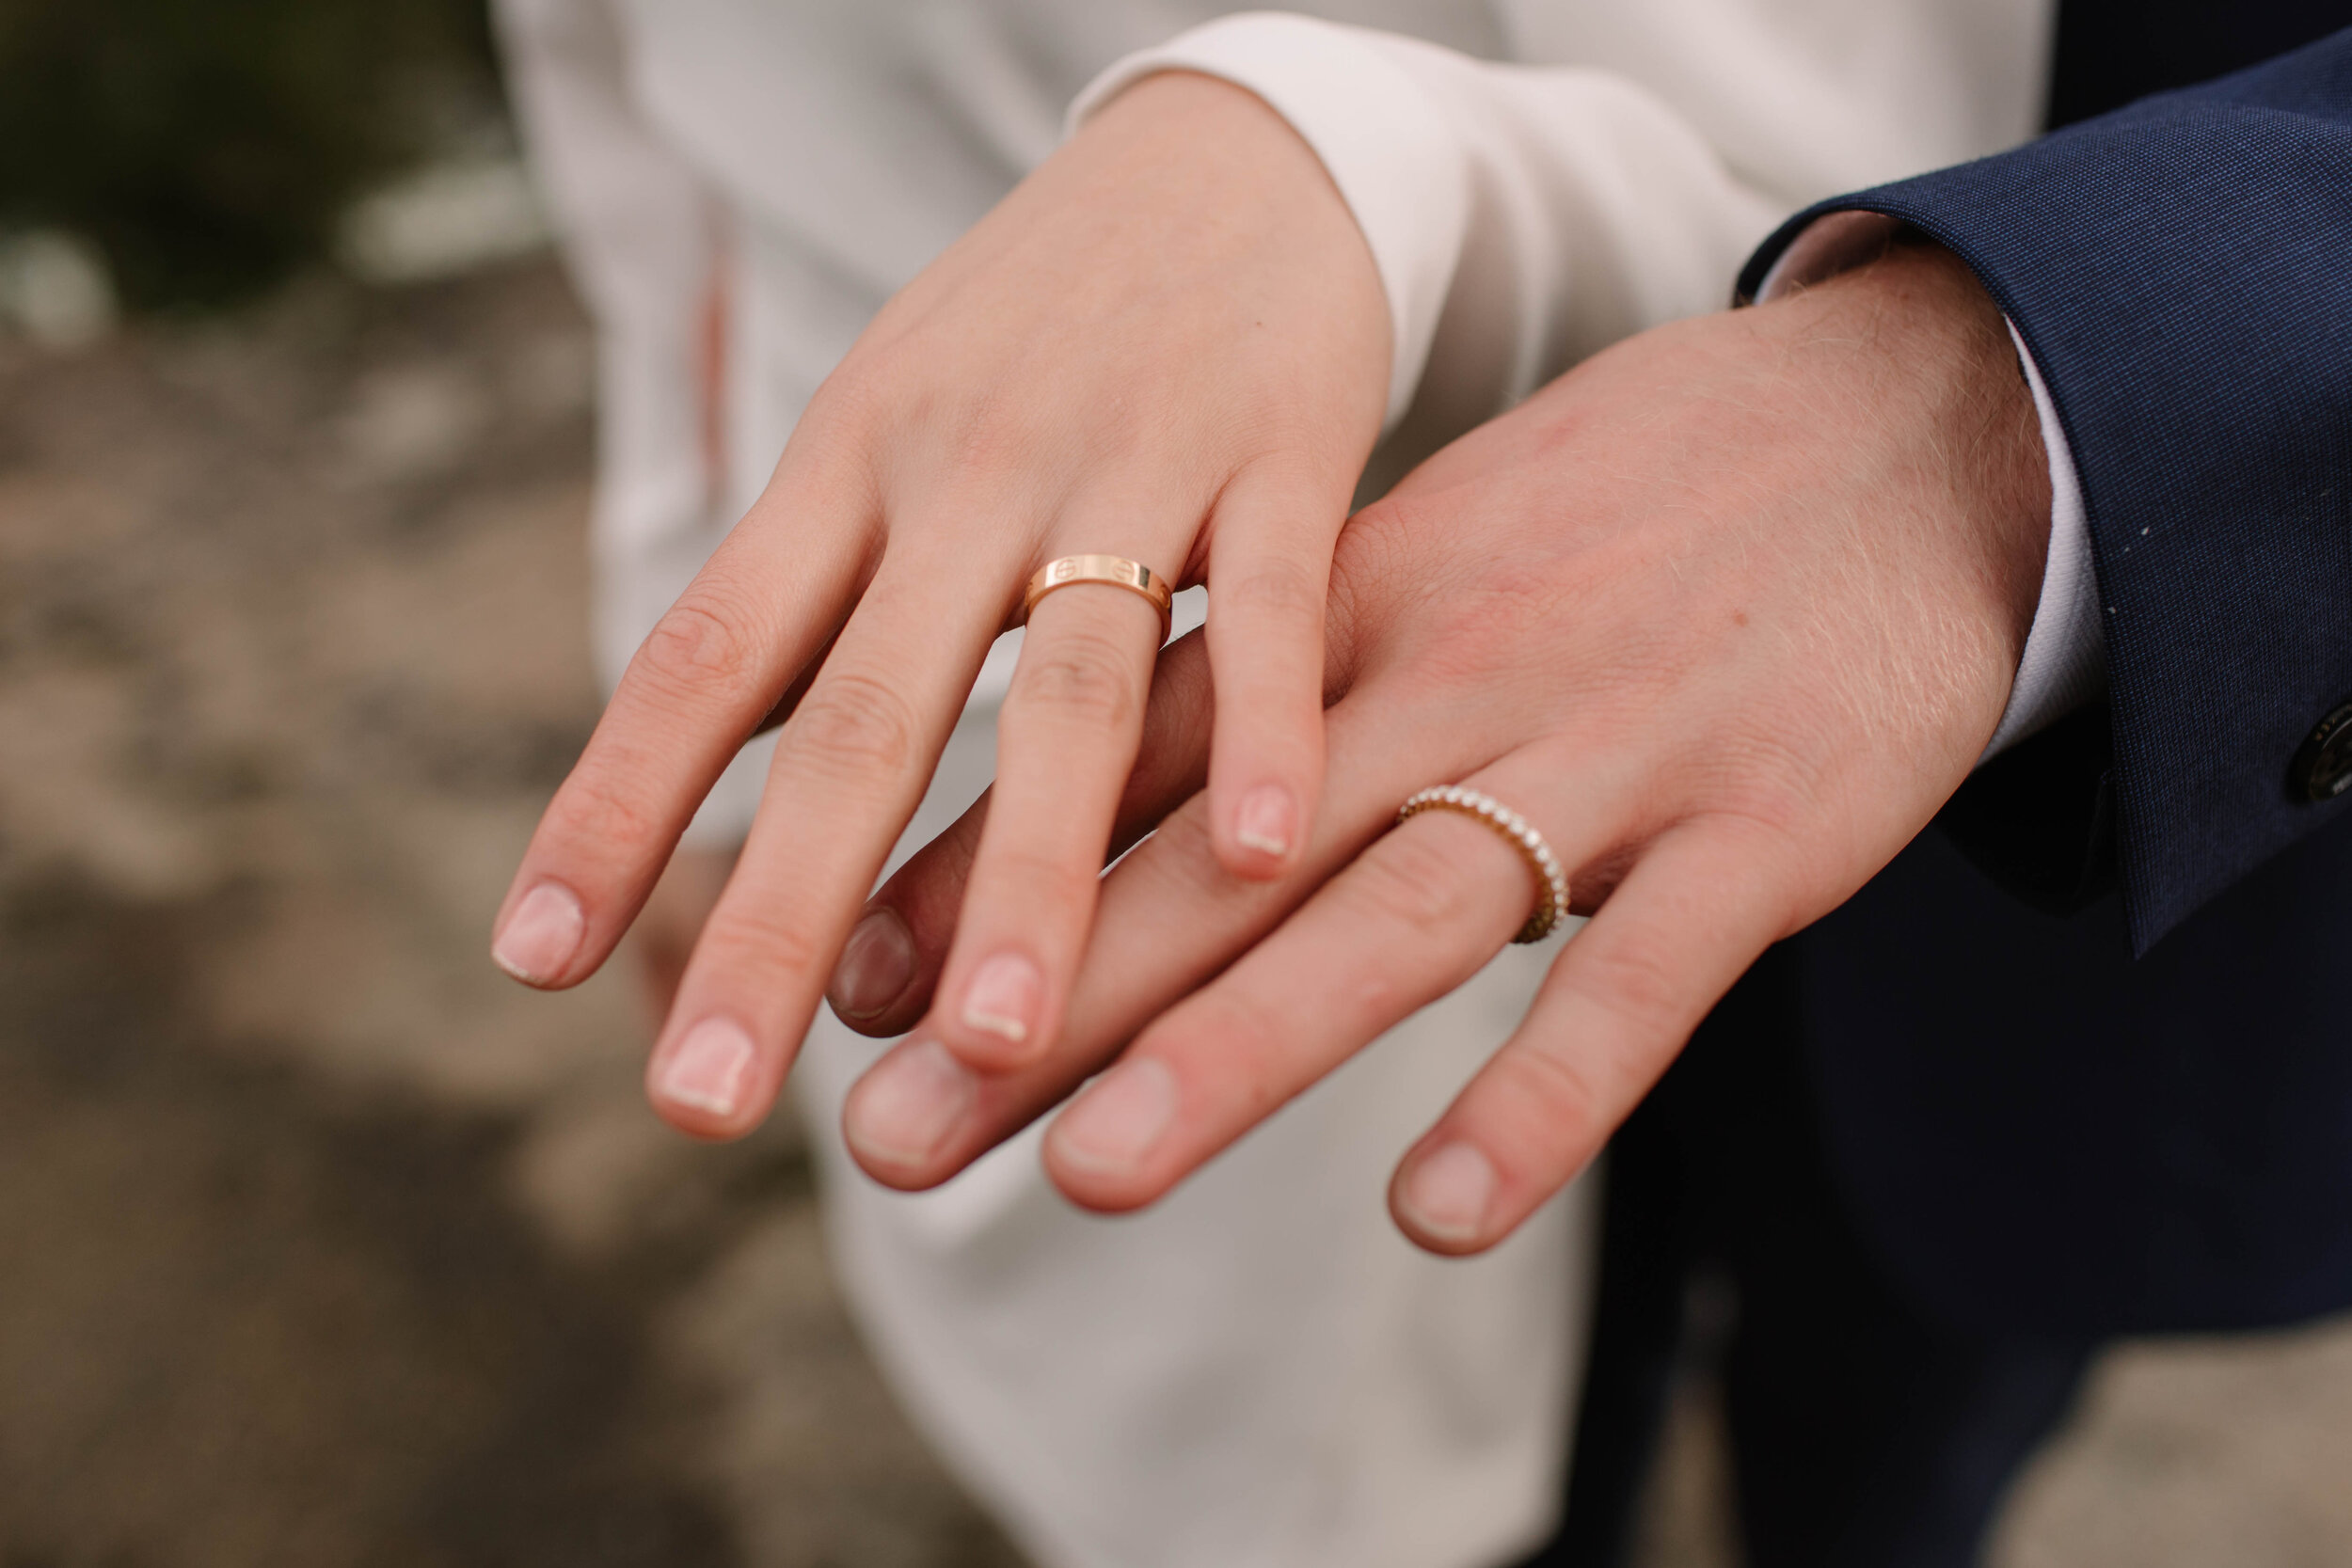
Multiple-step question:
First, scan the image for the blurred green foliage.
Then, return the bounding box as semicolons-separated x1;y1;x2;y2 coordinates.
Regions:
0;0;499;310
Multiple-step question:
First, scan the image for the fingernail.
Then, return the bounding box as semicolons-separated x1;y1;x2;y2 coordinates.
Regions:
830;910;914;1021
1399;1141;1497;1245
1053;1058;1176;1176
961;952;1041;1045
1234;785;1294;858
492;882;584;985
846;1038;975;1166
657;1018;757;1117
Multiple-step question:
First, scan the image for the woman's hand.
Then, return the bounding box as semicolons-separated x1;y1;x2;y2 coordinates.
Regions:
490;71;1390;1136
831;239;2053;1253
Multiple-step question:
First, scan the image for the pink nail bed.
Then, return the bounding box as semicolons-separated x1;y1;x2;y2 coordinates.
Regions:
831;910;915;1020
961;952;1041;1044
1053;1058;1177;1176
658;1018;756;1118
1399;1141;1497;1244
846;1039;975;1166
1234;785;1294;857
492;882;585;984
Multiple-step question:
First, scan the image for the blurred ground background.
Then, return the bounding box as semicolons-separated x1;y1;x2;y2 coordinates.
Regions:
0;251;1025;1568
1;3;2346;1565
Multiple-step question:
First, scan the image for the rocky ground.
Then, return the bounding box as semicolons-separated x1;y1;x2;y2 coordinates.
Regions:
0;256;2344;1567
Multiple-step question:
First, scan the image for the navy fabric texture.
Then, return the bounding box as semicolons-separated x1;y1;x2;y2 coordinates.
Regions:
1740;29;2352;952
1800;812;2352;1335
2045;0;2352;128
1544;19;2352;1559
1724;29;2352;1335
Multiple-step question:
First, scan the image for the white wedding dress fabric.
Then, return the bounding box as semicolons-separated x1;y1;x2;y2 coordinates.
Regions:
493;5;2051;1565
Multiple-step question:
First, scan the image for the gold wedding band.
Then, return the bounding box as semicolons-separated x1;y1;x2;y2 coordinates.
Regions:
1397;785;1571;944
1023;555;1174;641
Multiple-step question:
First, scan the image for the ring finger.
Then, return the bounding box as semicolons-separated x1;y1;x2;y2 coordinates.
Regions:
1388;816;1794;1254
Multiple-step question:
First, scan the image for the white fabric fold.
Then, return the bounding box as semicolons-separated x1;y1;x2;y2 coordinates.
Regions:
1073;13;1788;444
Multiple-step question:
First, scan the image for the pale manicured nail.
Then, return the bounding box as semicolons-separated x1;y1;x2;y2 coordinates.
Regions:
1399;1141;1497;1245
846;1039;975;1166
961;952;1041;1045
1234;784;1294;858
830;910;914;1021
492;882;584;985
1053;1058;1177;1176
657;1018;757;1117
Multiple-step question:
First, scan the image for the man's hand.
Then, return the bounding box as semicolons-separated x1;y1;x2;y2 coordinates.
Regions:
831;238;2052;1254
490;71;1389;1138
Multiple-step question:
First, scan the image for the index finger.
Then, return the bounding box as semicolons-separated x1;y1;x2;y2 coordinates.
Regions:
489;463;876;990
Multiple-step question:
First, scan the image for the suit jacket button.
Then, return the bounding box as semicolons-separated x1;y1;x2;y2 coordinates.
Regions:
2293;701;2352;801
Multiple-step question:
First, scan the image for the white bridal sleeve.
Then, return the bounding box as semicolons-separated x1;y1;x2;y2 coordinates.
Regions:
494;0;723;703
497;0;787;845
1073;12;1786;453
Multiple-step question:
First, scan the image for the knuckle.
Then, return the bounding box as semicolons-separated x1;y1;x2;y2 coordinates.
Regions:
1581;932;1689;1036
862;351;1035;482
539;757;667;855
803;355;890;432
1488;1042;1612;1153
635;594;760;699
1125;801;1236;907
787;670;923;780
1700;776;1818;855
980;840;1100;914
1010;626;1144;731
698;901;828;983
940;400;1041;484
1217;556;1326;627
1141;800;1221;878
1346;830;1483;939
1173;999;1291;1120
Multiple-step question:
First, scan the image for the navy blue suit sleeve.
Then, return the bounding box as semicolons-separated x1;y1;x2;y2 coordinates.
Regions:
1738;29;2352;952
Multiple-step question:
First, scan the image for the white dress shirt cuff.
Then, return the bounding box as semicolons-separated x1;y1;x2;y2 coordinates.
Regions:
1070;12;1470;432
1757;211;2106;762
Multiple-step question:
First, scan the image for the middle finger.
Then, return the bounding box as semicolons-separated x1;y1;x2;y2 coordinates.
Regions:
645;549;999;1135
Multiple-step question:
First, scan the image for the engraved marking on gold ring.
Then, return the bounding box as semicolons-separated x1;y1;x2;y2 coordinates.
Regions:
1023;555;1174;641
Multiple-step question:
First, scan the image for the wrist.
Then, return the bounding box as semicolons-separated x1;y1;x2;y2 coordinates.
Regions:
1778;238;2054;671
1071;16;1470;431
1053;67;1391;449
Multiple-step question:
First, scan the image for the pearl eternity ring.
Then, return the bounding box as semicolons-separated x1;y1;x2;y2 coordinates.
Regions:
1395;785;1571;943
